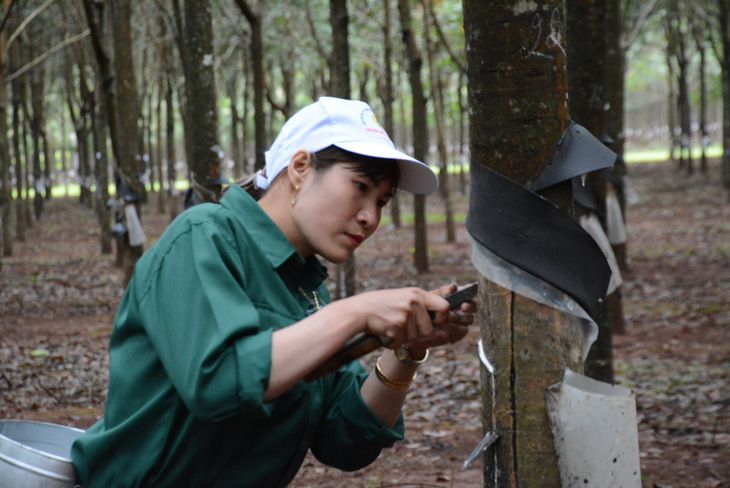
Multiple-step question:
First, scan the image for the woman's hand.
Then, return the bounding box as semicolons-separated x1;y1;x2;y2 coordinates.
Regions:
343;287;453;347
404;282;477;353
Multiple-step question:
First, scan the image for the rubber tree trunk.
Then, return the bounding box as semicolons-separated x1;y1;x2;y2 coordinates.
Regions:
183;0;222;200
604;0;628;337
233;0;266;171
566;0;614;383
0;14;12;259
11;74;25;243
380;0;401;229
462;1;582;486
422;0;455;243
721;0;730;195
326;0;357;298
112;0;144;285
398;0;429;274
29;70;46;219
92;75;112;255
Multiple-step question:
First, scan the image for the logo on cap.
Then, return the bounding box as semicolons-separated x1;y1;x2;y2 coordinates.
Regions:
360;108;387;136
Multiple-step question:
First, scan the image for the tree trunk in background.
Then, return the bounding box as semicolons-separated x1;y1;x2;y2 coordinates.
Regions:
673;4;693;174
9;32;25;244
329;0;350;97
719;0;730;193
692;17;708;174
566;0;614;384
605;0;627;336
0;6;12;259
380;0;401;229
666;50;677;165
156;56;166;214
398;0;429;274
112;0;144;285
75;50;95;210
233;0;266;171
92;104;112;255
183;0;222;202
423;0;455;243
92;74;112;255
11;74;24;243
227;74;242;180
29;69;46;219
462;1;580;486
166;73;179;221
327;0;357;298
605;0;627;273
20;79;32;227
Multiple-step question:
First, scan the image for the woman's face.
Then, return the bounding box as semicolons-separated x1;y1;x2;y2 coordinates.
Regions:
291;163;394;263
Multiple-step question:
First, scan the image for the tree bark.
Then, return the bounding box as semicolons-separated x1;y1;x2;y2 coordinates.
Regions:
605;0;627;273
156;51;166;214
423;0;455;243
9;37;24;244
166;70;178;222
325;0;357;298
692;14;708;174
380;0;401;229
0;4;12;258
92;74;112;255
566;0;614;383
329;0;350;97
463;1;579;485
111;0;144;285
233;0;266;171
674;3;693;174
718;0;730;194
398;0;429;274
29;68;46;219
183;0;222;201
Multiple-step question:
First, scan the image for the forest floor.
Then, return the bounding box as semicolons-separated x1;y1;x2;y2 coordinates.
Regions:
1;159;729;488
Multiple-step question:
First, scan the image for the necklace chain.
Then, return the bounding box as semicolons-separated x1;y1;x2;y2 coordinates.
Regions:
298;286;322;312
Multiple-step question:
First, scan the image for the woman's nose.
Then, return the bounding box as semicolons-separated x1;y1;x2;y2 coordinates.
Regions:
357;203;379;230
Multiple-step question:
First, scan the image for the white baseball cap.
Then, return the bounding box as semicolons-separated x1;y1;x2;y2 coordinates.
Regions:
255;97;438;194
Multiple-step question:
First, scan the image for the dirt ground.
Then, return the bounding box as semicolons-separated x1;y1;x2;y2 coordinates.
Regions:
1;160;728;488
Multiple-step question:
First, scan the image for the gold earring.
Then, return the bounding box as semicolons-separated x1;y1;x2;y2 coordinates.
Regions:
291;185;299;207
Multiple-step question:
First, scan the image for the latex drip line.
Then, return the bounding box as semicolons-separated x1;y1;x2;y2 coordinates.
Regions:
462;339;500;476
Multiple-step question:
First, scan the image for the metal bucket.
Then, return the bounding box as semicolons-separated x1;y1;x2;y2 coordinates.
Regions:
0;420;84;488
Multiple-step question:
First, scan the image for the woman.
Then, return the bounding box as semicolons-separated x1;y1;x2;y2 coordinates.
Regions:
72;97;475;487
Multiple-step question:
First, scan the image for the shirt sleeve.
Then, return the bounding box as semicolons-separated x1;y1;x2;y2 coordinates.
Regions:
309;362;405;471
132;212;279;422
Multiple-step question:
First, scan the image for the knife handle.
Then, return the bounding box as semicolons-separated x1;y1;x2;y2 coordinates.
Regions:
304;333;391;382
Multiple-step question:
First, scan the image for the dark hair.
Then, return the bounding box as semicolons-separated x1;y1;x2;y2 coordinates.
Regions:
310;145;400;191
228;145;400;201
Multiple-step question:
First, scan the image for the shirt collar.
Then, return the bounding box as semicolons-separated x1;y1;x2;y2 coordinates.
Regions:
221;185;328;287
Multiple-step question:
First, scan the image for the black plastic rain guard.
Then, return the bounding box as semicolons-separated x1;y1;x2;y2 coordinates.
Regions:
466;162;611;321
531;121;617;192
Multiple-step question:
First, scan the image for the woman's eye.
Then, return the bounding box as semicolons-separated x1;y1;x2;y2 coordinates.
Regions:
377;199;389;208
355;181;369;192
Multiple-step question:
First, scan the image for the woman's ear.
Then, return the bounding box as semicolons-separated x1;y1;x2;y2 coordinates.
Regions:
286;150;312;188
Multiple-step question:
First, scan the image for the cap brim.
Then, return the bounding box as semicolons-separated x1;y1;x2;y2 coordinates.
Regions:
335;142;439;194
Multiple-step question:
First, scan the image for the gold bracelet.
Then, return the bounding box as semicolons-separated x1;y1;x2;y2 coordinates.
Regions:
375;357;416;390
395;346;429;366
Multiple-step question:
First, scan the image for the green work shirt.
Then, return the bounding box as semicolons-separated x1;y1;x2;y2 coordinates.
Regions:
71;185;404;487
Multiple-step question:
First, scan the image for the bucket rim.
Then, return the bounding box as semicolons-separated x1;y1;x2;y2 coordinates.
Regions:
0;419;85;463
